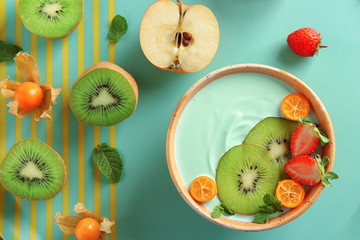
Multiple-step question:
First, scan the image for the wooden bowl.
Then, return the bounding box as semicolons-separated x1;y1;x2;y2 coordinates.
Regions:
166;64;335;231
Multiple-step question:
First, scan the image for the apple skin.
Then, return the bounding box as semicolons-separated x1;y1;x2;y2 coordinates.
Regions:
140;0;219;74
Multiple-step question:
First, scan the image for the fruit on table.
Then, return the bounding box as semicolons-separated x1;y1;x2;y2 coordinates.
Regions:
0;52;61;121
275;179;305;208
69;61;138;126
14;82;43;110
190;176;217;202
291;121;330;157
287;27;327;57
0;139;67;200
281;93;310;121
140;0;219;73
19;0;83;39
284;155;338;187
216;144;279;215
243;117;299;180
75;218;101;240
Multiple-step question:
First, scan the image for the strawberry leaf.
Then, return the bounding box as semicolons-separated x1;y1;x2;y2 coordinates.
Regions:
325;172;339;180
322;156;330;167
321;178;333;187
314;128;330;146
298;117;312;124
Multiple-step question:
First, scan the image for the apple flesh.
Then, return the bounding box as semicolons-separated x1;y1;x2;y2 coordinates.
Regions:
140;0;219;73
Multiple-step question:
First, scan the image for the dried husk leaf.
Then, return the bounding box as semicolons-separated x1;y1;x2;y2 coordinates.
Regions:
100;218;115;233
99;232;109;240
34;83;61;121
7;100;31;118
14;51;40;85
0;77;20;99
74;202;103;222
54;211;81;235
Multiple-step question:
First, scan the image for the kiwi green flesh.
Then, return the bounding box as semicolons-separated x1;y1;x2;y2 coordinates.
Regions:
243;117;299;180
216;144;279;215
70;68;137;126
0;139;65;200
19;0;83;38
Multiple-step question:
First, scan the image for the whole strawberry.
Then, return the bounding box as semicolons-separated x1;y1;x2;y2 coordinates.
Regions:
287;28;327;57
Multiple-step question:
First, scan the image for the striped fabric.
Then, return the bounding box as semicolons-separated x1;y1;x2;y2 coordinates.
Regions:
0;0;118;239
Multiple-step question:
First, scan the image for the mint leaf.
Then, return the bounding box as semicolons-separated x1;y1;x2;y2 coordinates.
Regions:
0;40;22;62
324;172;339;180
263;193;274;206
93;143;123;183
211;204;222;218
109;14;128;43
254;211;278;224
221;203;234;216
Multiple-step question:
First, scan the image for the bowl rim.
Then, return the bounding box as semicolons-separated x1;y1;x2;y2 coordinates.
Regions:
166;63;335;231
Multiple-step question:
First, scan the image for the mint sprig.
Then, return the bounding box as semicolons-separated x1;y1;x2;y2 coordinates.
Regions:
211;203;235;218
0;40;22;62
93;143;123;183
298;117;330;146
254;194;283;224
315;154;339;187
109;14;128;43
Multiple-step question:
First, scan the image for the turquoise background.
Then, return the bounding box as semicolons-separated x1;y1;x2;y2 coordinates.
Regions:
1;0;359;239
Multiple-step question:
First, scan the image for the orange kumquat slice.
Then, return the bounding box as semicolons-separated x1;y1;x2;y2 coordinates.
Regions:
281;93;310;121
190;176;217;202
275;179;305;208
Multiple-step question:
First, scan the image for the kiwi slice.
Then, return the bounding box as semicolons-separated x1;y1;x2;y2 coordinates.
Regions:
0;139;67;200
243;117;299;179
70;62;138;126
19;0;83;39
216;144;279;215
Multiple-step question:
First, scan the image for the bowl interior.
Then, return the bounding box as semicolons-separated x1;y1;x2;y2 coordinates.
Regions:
166;64;335;231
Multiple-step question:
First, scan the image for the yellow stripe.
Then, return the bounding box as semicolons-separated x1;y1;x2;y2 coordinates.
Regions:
30;34;37;139
0;0;6;236
109;0;116;238
45;39;53;240
13;1;22;239
29;34;38;240
78;18;85;206
93;0;101;217
62;36;69;240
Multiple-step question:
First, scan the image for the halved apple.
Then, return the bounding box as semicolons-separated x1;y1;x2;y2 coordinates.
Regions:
140;0;220;73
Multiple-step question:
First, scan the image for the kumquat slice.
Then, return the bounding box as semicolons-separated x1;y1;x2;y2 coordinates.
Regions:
190;176;217;202
275;179;305;208
281;93;310;121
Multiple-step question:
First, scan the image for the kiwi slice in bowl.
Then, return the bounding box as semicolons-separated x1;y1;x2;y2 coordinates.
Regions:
70;62;138;126
216;144;279;215
0;139;67;200
243;117;299;180
19;0;83;39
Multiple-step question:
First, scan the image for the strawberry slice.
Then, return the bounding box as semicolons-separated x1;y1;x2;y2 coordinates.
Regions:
284;155;339;187
290;118;330;157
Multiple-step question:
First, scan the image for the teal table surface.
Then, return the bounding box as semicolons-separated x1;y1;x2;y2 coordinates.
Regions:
0;0;359;240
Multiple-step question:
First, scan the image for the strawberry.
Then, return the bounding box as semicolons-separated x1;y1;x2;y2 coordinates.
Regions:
284;155;339;187
290;118;330;157
287;28;327;57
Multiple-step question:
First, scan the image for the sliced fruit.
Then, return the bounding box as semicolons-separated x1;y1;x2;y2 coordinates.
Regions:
243;117;299;179
189;176;217;202
281;93;310;121
69;62;138;126
0;139;67;200
275;179;305;208
291;119;330;157
19;0;83;39
140;0;219;73
75;218;101;240
216;144;279;215
14;82;44;110
285;155;339;187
